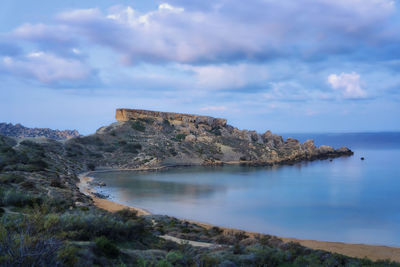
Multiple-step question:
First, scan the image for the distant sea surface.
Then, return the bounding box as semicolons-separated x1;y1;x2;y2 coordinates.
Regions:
93;132;400;246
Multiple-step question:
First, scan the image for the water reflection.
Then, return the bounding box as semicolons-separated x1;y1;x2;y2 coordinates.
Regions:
93;149;400;246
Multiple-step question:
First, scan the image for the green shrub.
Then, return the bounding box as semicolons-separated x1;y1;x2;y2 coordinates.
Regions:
95;236;120;258
166;251;184;265
50;179;65;188
29;159;48;170
20;180;36;190
210;126;222;136
138;117;154;124
118;140;127;145
175;134;187;141
1;190;43;207
114;209;138;222
131;121;146;132
87;163;96;171
102;146;117;152
0;173;25;184
155;259;173;267
75;136;104;146
59;210;149;241
122;143;142;153
0;213;64;266
233;243;243;254
57;245;78;266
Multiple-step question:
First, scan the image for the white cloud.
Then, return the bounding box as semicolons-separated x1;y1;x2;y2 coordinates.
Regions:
38;0;396;65
13;23;74;45
57;8;101;21
158;3;184;13
2;51;91;83
328;72;367;99
200;106;227;111
183;64;268;90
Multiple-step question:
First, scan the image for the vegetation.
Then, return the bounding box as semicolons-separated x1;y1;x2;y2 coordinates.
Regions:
0;130;398;266
122;143;142;153
174;134;187;141
131;121;146;132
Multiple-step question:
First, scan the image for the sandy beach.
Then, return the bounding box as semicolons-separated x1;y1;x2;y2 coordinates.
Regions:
78;172;400;262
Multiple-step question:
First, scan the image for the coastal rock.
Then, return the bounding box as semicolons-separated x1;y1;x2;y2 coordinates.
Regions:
335;146;353;155
261;130;284;148
0;122;80;140
319;145;335;154
185;134;196;142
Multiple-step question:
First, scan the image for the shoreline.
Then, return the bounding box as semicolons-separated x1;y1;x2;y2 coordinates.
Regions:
77;171;400;262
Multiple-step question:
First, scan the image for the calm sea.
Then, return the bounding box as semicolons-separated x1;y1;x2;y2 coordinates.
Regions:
93;132;400;246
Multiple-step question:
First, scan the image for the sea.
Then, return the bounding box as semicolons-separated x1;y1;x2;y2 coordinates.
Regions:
92;132;400;247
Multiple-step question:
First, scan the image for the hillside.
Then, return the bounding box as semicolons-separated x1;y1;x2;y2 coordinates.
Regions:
0;122;80;140
4;110;397;267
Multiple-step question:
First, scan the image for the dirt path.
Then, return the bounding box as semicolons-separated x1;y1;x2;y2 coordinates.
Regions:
159;235;225;248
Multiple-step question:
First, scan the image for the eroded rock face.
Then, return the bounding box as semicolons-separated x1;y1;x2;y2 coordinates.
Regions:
116;108;227;128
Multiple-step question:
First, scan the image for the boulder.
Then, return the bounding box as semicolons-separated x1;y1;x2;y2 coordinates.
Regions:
319;145;335;154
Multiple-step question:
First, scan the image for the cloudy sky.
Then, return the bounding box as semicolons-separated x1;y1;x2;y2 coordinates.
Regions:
1;0;399;134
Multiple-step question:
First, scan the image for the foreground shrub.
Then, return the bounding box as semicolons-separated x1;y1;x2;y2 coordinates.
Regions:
114;209;138;222
0;214;63;266
59;210;149;242
95;236;120;258
0;174;25;184
0;190;43;207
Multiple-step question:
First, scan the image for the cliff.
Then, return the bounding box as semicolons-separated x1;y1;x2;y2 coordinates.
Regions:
0;122;80;140
64;108;353;169
116;108;227;128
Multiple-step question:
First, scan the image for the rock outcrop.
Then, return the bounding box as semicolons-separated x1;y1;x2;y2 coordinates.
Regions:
64;108;353;170
116;108;227;128
0;123;80;140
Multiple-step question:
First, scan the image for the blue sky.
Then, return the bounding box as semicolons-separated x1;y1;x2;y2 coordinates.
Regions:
0;0;399;134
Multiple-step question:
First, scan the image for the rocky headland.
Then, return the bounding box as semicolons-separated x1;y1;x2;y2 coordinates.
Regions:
0;122;80;140
65;108;352;171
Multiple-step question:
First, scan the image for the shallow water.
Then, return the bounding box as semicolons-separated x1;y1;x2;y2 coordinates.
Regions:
93;133;400;246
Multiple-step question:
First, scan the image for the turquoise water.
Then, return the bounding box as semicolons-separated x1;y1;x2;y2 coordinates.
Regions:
93;133;400;246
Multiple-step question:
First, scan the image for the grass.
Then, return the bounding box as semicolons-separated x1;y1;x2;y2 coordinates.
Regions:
131;121;146;132
174;134;187;142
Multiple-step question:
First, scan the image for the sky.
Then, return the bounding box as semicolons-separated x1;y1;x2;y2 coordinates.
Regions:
0;0;399;135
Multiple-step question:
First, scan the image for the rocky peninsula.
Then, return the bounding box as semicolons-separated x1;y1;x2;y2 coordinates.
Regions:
65;108;352;171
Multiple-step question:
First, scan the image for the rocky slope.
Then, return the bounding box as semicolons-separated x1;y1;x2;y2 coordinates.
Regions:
0;122;80;140
64;108;353;170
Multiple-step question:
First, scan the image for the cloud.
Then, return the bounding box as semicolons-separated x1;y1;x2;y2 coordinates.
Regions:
2;0;399;100
9;0;395;66
328;72;367;99
1;51;92;84
182;63;269;90
200;106;227;111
